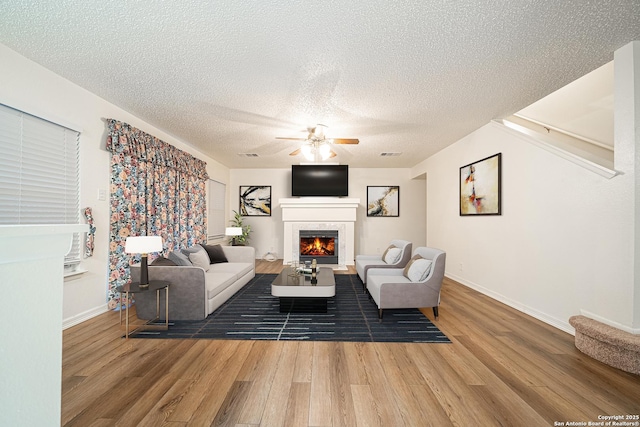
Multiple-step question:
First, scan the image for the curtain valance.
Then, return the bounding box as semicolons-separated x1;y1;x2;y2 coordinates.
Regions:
106;119;209;180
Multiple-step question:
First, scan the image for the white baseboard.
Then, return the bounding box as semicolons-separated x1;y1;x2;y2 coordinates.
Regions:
446;273;574;335
63;304;109;330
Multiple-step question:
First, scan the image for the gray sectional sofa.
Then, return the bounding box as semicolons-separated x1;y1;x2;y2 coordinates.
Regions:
130;244;255;321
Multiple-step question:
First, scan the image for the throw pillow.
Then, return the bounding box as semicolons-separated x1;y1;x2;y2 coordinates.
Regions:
202;244;228;264
181;245;203;257
150;256;177;266
168;251;192;266
381;244;396;261
189;248;210;271
383;247;402;264
403;255;433;282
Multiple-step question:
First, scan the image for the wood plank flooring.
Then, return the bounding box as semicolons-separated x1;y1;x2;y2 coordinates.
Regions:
62;260;640;426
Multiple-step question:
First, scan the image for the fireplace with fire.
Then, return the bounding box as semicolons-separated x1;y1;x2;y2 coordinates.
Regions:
299;230;338;265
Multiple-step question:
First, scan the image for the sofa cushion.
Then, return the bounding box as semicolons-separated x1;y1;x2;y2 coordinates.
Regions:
189;248;211;271
168;251;192;266
403;255;432;282
355;257;387;282
202;244;228;264
205;272;237;299
367;273;413;302
150;256;177;266
210;261;253;279
384;247;402;264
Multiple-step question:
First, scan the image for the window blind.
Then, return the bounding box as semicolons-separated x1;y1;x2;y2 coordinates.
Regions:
0;104;81;269
207;179;226;240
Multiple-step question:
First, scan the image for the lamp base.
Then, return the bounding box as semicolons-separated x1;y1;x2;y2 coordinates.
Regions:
140;254;150;289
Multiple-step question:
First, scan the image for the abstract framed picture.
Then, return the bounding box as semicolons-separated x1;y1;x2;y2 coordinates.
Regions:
239;185;271;216
367;186;400;217
460;153;501;216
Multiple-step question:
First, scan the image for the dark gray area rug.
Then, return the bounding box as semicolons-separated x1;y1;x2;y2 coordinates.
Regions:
133;273;451;343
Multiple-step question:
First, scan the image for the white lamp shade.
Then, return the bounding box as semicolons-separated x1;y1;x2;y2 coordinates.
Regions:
125;236;163;254
225;227;243;236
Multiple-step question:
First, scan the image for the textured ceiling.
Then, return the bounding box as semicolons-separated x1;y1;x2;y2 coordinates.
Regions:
1;1;639;168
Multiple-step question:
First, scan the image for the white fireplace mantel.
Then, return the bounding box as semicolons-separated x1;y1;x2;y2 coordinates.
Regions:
0;224;88;426
280;197;360;221
279;197;360;268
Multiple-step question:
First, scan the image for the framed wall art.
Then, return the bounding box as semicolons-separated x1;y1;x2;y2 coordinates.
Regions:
460;153;501;216
239;185;271;216
367;186;400;217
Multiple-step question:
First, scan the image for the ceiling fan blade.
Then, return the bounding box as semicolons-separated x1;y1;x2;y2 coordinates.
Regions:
276;137;307;141
289;148;301;156
332;138;359;144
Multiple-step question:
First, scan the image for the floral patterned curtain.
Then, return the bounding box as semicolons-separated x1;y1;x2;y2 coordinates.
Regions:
106;119;209;307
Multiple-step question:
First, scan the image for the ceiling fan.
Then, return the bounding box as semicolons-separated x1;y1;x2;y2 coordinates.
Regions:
276;124;359;161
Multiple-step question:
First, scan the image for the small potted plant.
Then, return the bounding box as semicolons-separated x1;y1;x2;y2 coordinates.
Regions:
229;210;251;246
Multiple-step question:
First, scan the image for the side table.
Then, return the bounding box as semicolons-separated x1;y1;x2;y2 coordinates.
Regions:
116;280;170;339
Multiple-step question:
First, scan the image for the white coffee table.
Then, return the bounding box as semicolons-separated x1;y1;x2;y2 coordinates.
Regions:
271;266;336;313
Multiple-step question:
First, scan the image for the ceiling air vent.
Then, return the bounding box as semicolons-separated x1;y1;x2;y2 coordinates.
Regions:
380;152;402;157
237;153;259;157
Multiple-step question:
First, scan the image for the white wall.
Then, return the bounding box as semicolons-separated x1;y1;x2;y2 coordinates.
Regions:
230;168;426;260
351;168;426;255
614;41;640;331
413;120;635;334
0;43;230;328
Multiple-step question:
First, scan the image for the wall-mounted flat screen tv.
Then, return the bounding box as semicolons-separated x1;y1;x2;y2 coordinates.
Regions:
291;164;349;197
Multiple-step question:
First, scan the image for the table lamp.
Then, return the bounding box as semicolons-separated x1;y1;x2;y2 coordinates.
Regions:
125;235;163;288
225;227;243;246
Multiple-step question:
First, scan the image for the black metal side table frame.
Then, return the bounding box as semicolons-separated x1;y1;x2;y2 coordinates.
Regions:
116;280;170;339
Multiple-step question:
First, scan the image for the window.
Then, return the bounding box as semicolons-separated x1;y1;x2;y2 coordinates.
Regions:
0;104;81;271
207;179;226;241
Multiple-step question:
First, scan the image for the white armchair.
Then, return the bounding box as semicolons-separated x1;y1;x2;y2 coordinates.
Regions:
366;246;446;320
355;239;413;289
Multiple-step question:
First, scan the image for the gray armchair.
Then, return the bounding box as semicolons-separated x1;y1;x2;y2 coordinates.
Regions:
366;246;446;319
355;239;412;289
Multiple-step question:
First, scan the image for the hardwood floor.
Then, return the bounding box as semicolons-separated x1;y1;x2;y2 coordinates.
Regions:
62;260;640;426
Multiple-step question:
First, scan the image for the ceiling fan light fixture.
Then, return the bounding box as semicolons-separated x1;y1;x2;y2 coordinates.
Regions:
279;123;359;160
301;143;314;161
319;143;331;160
313;124;326;139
